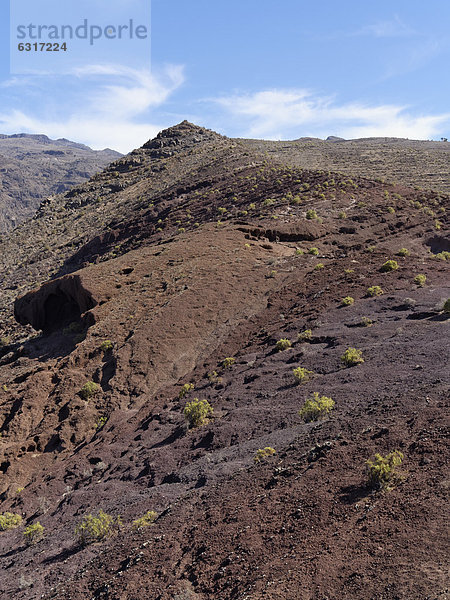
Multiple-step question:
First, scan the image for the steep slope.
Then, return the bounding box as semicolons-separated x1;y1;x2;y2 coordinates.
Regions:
0;133;121;232
0;122;448;600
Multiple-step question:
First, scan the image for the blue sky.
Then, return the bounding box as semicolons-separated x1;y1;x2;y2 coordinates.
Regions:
0;0;449;152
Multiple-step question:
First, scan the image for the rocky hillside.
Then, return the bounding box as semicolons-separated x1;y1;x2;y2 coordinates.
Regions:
0;122;448;600
0;134;121;232
242;136;450;195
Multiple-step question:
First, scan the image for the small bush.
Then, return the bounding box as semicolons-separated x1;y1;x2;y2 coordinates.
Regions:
0;512;22;531
306;209;318;220
314;263;324;270
338;211;347;219
80;381;100;400
299;392;334;422
254;447;276;462
298;329;312;341
308;247;319;256
443;299;450;314
341;296;354;306
75;511;119;545
293;367;314;384
381;260;399;272
341;347;364;367
295;248;304;255
275;338;292;351
132;510;157;531
23;522;44;545
387;206;395;214
178;383;194;399
100;340;113;352
360;317;373;327
96;416;108;430
367;285;383;297
414;274;427;287
397;248;410;257
222;357;236;369
366;450;403;490
434;250;450;261
0;336;10;347
184;398;213;428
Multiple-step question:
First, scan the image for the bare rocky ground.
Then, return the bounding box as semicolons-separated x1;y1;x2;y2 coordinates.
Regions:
0;122;448;600
0;134;121;232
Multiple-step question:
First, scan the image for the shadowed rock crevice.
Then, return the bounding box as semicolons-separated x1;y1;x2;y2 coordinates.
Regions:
14;274;97;333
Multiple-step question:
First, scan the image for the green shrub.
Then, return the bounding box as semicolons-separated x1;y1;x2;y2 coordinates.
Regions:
132;510;157;531
254;447;276;462
367;285;383;297
397;248;410;257
298;329;312;341
263;198;275;206
293;367;314;384
414;274;427;287
338;211;347;219
341;296;354;306
360;317;373;327
314;263;324;270
387;206;395;214
341;347;364;367
308;247;319;256
443;299;450;314
381;260;399;272
23;522;44;545
295;248;304;256
0;512;22;531
100;340;113;352
222;357;236;369
366;246;376;253
367;450;403;489
306;209;318;220
179;383;194;399
75;511;119;545
184;398;213;428
96;416;108;430
434;251;450;260
299;392;334;422
275;338;292;351
80;381;100;400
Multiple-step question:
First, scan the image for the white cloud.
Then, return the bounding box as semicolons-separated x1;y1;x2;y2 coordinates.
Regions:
356;16;415;38
211;89;450;141
0;64;184;152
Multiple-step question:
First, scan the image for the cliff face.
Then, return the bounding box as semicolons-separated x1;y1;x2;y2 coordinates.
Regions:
0;133;121;232
0;122;448;600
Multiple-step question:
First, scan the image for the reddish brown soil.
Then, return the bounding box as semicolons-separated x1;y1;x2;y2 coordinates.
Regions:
0;122;448;600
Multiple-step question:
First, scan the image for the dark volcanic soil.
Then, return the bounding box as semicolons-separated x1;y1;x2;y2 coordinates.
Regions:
0;122;448;600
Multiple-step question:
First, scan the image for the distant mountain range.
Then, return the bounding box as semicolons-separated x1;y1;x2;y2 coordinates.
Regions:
0;133;121;232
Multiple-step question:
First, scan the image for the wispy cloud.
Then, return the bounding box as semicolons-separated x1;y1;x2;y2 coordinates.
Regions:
0;64;184;152
210;89;450;140
356;15;416;38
